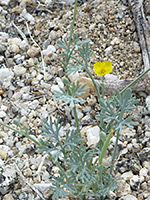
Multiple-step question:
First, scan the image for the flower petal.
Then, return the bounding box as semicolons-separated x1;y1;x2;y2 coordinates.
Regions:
93;61;113;76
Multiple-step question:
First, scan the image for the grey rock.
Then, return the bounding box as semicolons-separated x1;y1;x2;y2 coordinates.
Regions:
0;43;7;53
104;46;113;55
13;65;26;76
0;56;4;63
0;32;9;40
0;164;16;195
14;55;25;64
130;175;140;190
0;68;14;83
49;30;57;41
34;183;52;193
138;148;150;162
120;195;137;200
42;45;56;56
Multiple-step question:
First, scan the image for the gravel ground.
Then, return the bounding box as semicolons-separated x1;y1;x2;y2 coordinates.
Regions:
0;0;150;199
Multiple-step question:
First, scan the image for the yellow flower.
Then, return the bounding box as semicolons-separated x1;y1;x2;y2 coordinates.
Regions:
93;61;113;76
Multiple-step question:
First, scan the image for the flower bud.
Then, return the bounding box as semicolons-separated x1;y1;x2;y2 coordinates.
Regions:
100;131;106;142
13;118;20;126
63;77;70;86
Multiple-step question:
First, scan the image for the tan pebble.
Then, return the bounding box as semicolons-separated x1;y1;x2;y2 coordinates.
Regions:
0;149;7;160
11;6;23;14
0;90;4;95
75;77;95;98
3;193;14;200
109;27;114;32
134;46;141;53
27;46;40;58
137;197;143;200
24;168;32;177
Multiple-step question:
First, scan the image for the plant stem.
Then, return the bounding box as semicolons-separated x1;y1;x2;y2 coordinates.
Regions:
101;76;105;99
68;0;77;49
99;130;113;165
73;106;80;133
86;68;101;104
110;129;120;174
120;67;150;94
64;0;78;72
0;121;40;146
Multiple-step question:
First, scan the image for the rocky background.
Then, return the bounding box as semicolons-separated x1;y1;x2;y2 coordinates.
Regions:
0;0;150;199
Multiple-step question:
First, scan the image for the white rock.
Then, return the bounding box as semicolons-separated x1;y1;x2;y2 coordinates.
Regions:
36;74;43;81
59;0;75;5
146;96;150;107
111;37;120;45
55;77;64;88
13;65;26;76
130;175;140;189
0;0;11;5
89;24;95;30
145;131;150;137
0;56;4;62
1;105;7;111
104;46;113;55
47;100;56;113
111;136;123;146
105;74;118;81
120;195;137;200
20;40;28;50
83;106;91;113
15;102;29;116
42;45;56;56
68;71;79;82
51;85;62;94
72;108;83;119
29;100;39;110
0;68;14;82
49;30;57;41
20;86;30;94
143;161;150;170
139;167;148;177
21;8;35;23
41;81;51;89
0;32;9;40
7;44;20;54
86;126;100;146
141;182;148;190
0;111;6;118
12;92;22;100
116;179;131;196
121;171;134;181
8;38;22;46
107;191;117;199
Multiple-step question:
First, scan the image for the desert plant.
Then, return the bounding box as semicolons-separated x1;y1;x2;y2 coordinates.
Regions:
1;0;150;199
